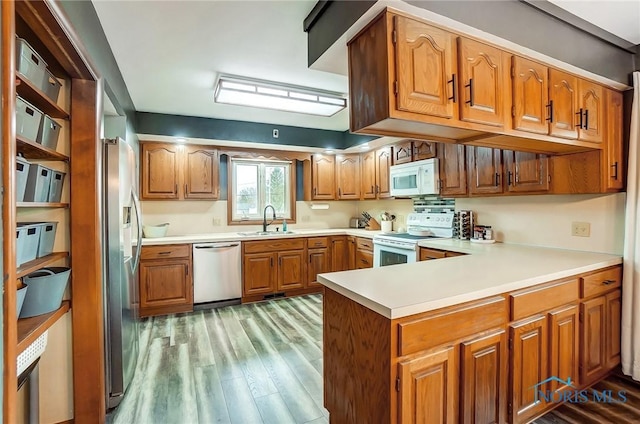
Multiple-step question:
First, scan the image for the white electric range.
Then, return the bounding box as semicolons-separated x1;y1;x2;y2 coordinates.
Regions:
373;212;454;267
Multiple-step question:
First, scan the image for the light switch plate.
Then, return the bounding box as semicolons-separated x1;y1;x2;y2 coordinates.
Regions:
571;221;591;237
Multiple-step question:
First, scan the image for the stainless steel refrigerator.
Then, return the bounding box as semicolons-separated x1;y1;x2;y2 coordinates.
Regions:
103;138;142;409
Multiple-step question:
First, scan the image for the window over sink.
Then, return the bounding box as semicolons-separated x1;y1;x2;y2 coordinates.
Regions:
230;158;294;222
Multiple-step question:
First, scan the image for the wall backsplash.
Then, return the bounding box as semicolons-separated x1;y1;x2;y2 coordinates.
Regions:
456;193;626;254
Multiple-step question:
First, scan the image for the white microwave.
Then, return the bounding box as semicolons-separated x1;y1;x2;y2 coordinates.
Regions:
389;158;439;197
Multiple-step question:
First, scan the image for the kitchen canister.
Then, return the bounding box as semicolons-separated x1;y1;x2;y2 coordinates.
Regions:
20;267;70;318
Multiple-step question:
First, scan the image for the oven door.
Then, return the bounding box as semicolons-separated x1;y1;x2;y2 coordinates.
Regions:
373;240;418;267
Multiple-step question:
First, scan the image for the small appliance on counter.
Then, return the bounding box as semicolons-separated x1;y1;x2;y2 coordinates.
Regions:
471;225;496;243
349;217;366;229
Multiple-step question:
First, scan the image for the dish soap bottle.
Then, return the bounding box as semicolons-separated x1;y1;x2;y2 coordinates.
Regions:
282;219;288;232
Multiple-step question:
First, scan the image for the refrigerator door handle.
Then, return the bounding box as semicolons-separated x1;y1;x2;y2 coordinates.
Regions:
131;190;143;272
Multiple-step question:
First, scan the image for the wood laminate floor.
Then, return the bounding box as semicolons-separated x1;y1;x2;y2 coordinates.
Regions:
108;294;327;424
109;294;640;424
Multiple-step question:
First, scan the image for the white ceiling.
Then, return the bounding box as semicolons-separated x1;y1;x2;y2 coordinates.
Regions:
92;0;639;135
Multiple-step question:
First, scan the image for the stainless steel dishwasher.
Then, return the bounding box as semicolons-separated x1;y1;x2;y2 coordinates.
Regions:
193;242;242;304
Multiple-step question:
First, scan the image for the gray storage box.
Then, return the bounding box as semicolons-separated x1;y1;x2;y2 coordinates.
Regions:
36;115;61;150
16;96;43;142
15;37;47;88
24;164;51;202
16;156;30;202
21;267;70;318
47;170;66;203
16;223;42;266
41;70;62;103
17;285;28;318
35;222;57;258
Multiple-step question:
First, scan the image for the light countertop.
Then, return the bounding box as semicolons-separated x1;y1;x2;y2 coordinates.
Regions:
318;240;622;319
140;228;381;245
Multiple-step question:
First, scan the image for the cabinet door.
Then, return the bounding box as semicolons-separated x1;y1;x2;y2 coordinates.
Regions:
243;252;276;296
312;154;336;200
504;151;549;193
139;259;192;316
347;236;357;270
578;80;604;143
458;38;504;127
355;249;373;269
549;69;578;139
413;140;437;161
580;296;606;385
548;305;579;396
183;146;219;199
336;154;361;199
361;150;377;199
605;290;621;369
331;236;349;272
394;141;414;165
398;346;458;424
438;143;467;196
141;143;180;199
467;146;502;195
308;248;330;287
604;89;624;191
395;15;456;119
277;250;306;291
510;315;547;424
512;57;549;134
461;330;507;424
376;146;393;198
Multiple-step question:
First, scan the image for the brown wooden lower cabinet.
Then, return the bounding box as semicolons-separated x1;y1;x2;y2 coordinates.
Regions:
330;236;349;271
460;330;507;424
347;236;357;269
243;252;277;296
277;251;306;291
323;265;622;424
355;236;374;269
398;346;458;423
308;248;330;287
139;245;193;317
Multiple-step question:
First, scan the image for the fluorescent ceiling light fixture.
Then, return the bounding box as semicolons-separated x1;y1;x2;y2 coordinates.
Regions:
214;75;347;117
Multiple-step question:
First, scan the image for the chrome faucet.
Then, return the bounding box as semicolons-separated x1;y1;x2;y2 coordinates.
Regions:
263;204;276;232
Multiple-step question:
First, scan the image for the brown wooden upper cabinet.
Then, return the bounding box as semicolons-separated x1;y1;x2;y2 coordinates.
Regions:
393;139;437;164
361;147;393;200
604;89;624;191
335;154;361;199
577;80;604;144
141;142;219;200
458;38;506;127
504;151;549;193
548;69;579;139
467;146;503;195
311;154;336;200
395;15;456;119
512;56;549;135
437;143;467;196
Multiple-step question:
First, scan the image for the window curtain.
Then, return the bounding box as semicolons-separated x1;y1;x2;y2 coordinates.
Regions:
622;71;640;379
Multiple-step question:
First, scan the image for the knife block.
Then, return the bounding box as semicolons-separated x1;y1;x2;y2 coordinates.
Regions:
366;218;381;231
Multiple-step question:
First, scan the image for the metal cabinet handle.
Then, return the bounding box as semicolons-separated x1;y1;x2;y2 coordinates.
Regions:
338;188;342;197
313;187;317;196
584;109;589;129
546;100;554;123
508;171;513;186
279;256;282;267
465;78;474;106
370;185;374;193
602;279;616;285
158;251;171;255
495;173;500;186
270;257;274;267
612;162;619;179
576;108;584;129
448;74;457;103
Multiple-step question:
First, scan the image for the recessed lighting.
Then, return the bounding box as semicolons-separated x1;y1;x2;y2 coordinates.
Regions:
360;143;369;149
324;149;335;154
175;138;186;143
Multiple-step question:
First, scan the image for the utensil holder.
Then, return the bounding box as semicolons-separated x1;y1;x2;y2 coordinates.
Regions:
366;218;381;231
381;221;393;233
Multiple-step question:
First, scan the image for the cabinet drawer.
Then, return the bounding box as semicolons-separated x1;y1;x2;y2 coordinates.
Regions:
398;296;507;356
356;237;374;252
244;238;305;253
307;237;329;249
356;249;373;269
420;248;446;260
141;244;190;260
581;266;622;298
510;278;578;321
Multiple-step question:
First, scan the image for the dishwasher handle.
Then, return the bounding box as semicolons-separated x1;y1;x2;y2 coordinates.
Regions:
194;243;240;249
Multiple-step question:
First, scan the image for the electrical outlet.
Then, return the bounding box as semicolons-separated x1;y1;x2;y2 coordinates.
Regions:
212;218;221;226
571;221;591;237
301;215;310;222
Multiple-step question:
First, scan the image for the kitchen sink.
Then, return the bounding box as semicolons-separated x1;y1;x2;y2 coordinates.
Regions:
237;231;296;237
